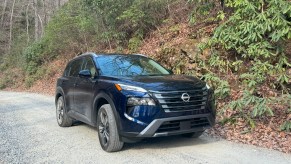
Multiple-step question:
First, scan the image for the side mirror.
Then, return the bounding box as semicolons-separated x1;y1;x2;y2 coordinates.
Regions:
79;69;91;78
168;69;174;74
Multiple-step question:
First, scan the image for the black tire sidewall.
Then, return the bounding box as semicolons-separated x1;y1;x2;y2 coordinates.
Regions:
56;96;72;127
56;97;64;126
97;104;123;152
97;106;110;150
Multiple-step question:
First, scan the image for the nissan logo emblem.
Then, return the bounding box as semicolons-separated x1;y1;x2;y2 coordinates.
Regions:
181;93;190;102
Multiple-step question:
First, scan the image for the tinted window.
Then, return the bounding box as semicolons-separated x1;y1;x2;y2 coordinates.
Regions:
63;63;71;77
83;57;97;78
69;58;83;77
95;55;170;76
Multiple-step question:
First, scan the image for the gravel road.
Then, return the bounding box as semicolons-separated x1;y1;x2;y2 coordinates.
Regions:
0;91;290;164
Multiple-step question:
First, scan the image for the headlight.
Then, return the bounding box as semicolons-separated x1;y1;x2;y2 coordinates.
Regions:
127;97;156;106
206;83;210;89
115;84;147;92
206;83;214;100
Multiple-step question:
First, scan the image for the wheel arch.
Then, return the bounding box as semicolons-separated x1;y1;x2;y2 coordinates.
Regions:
55;87;65;106
92;92;122;135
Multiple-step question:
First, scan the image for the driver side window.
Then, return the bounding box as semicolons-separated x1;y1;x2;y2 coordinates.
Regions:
83;57;97;78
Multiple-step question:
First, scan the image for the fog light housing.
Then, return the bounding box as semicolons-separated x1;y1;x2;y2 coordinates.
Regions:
127;97;156;106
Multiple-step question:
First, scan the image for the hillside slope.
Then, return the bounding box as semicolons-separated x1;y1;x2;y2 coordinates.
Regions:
5;15;291;154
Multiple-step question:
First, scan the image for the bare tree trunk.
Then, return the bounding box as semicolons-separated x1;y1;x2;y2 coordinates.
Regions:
50;0;56;15
38;14;44;38
34;0;39;40
1;0;8;28
42;0;47;25
26;1;31;44
8;0;16;52
58;0;61;9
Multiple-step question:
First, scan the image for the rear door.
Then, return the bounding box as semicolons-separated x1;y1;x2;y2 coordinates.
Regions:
59;62;73;111
66;58;84;112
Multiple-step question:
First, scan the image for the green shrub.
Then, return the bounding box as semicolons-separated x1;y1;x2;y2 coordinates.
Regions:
43;0;97;54
0;80;7;89
24;41;45;75
24;76;35;88
280;121;291;132
188;0;216;24
128;37;142;52
190;0;291;128
24;66;47;87
0;70;20;89
84;0;173;45
210;0;291;94
214;0;290;58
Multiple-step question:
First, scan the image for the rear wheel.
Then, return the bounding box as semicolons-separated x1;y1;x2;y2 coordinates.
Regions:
97;104;124;152
182;131;204;138
56;96;73;127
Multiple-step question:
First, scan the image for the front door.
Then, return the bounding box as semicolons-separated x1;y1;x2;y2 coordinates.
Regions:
74;56;98;120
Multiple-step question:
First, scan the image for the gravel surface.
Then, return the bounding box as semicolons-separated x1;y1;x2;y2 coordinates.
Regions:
0;91;291;164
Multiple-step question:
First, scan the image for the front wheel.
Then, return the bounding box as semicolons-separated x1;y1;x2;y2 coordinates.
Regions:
97;104;124;152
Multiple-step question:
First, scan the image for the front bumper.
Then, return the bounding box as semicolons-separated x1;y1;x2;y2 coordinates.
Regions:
121;113;214;139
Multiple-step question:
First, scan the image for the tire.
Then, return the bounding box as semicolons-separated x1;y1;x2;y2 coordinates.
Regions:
97;104;124;152
182;131;204;138
56;96;73;127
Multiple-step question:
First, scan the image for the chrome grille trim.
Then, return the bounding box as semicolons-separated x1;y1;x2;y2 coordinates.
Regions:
151;87;209;113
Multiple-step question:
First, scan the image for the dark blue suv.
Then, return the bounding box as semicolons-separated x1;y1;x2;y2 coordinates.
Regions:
55;53;216;152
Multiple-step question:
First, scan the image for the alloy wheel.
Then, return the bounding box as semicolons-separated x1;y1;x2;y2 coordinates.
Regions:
99;110;110;146
56;99;64;125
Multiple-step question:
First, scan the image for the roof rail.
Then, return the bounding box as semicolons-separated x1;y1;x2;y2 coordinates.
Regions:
73;52;98;59
134;54;148;57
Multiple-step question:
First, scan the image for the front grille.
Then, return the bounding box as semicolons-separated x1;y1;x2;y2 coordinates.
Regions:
151;87;209;113
156;117;209;133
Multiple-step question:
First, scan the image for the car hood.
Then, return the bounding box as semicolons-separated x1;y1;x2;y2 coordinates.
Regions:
115;75;206;91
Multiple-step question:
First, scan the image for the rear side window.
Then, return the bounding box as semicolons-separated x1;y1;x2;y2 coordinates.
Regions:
69;58;83;77
63;63;71;77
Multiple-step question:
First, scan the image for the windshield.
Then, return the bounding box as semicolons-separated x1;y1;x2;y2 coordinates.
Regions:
95;55;170;76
